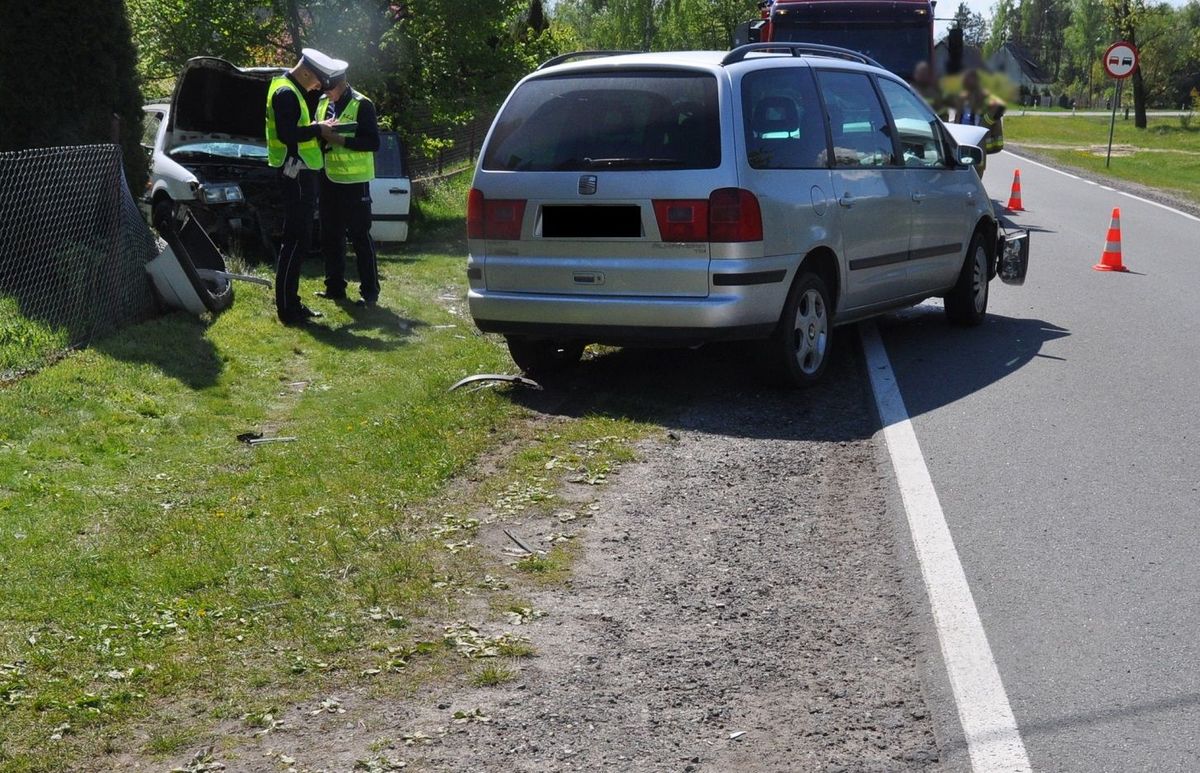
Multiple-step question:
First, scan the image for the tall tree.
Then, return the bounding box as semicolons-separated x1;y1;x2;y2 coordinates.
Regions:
953;2;989;48
1103;0;1168;127
986;0;1022;56
553;0;758;50
1063;0;1108;105
0;0;147;187
127;0;286;95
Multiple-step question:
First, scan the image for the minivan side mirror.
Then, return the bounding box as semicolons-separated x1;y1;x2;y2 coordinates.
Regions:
957;145;985;168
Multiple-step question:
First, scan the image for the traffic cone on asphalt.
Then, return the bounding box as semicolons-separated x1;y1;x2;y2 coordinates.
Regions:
1006;169;1025;212
1093;207;1129;272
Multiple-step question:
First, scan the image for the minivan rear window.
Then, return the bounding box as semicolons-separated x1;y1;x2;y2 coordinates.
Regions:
482;72;721;172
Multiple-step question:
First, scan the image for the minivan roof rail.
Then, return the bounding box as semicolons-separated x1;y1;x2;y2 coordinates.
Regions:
537;50;645;70
721;43;883;69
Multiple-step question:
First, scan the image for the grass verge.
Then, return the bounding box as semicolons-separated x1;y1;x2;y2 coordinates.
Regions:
0;170;646;770
1005;114;1200;204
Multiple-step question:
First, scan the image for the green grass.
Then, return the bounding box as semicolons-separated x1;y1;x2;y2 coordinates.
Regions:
469;661;518;687
0;171;647;770
0;296;69;380
1005;114;1200;204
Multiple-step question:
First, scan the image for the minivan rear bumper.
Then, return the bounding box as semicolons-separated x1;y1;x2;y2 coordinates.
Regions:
468;280;788;346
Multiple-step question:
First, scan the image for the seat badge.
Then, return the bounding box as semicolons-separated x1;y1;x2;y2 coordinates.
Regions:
578;175;598;195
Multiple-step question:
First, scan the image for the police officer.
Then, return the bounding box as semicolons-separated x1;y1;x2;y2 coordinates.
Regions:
264;48;346;324
314;70;381;307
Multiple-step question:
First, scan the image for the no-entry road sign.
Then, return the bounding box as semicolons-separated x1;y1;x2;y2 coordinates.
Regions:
1103;41;1139;79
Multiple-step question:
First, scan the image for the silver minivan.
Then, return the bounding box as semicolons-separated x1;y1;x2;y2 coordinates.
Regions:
468;44;1028;385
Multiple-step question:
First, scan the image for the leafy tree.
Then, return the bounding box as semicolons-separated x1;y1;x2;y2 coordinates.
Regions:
1103;0;1170;127
953;2;989;48
1062;0;1108;106
0;0;147;187
127;0;286;96
656;0;761;50
125;0;556;160
552;0;758;51
986;0;1022;57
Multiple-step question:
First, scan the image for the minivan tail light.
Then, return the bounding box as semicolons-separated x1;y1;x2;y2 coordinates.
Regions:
467;187;485;239
466;188;526;241
653;199;709;242
708;188;763;242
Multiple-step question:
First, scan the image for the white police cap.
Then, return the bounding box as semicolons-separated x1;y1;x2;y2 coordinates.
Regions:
300;48;348;82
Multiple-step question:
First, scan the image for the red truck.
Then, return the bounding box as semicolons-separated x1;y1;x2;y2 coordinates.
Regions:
734;0;948;83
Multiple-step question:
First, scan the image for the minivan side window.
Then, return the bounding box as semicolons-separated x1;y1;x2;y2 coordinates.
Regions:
876;78;946;169
815;71;896;168
741;68;827;170
481;72;720;172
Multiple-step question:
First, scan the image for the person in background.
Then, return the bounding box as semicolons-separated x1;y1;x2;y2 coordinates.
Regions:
912;61;949;121
314;68;381;307
955;69;1006;177
264;48;347;324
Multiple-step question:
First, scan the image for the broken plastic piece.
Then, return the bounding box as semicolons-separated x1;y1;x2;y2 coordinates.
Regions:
448;374;543;392
503;529;535;554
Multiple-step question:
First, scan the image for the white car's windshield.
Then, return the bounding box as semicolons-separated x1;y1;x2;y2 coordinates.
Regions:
171;142;267;161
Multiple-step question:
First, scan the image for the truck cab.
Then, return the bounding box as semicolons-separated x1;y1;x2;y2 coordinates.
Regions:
736;0;936;83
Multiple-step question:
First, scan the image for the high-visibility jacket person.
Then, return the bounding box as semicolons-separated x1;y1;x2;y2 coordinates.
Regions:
264;48;345;325
315;80;381;306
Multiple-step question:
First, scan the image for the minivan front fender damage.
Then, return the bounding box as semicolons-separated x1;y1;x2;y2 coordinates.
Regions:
977;216;1000;279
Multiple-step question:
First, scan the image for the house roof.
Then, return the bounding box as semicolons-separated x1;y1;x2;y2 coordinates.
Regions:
992;42;1052;84
933;38;985;71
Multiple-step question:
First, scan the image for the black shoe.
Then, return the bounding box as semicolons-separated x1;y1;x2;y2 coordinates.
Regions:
315;290;347;300
299;304;323;319
355;298;378;308
279;313;308;326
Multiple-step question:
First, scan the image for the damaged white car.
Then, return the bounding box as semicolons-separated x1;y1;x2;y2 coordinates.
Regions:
140;57;412;255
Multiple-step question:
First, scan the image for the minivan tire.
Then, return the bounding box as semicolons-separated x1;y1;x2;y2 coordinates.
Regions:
945;231;989;326
505;336;585;376
767;270;833;388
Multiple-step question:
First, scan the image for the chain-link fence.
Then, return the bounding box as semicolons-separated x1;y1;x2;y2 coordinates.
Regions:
0;145;158;381
404;109;498;181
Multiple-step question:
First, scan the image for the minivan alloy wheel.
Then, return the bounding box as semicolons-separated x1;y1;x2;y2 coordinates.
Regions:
792;288;828;375
971;243;987;313
945;230;989;326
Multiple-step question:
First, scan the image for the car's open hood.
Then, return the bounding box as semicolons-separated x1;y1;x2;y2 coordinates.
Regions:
166;57;285;152
941;121;990;149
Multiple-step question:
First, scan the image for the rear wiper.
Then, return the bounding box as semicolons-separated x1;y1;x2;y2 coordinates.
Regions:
583;157;686;169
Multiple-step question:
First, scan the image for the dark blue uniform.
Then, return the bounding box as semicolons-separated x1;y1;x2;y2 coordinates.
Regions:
319;90;380;303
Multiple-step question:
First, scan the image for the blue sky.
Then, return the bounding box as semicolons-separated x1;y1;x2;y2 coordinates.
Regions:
934;0;1192;38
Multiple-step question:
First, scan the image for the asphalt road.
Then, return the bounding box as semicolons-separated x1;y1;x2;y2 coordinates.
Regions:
876;150;1200;770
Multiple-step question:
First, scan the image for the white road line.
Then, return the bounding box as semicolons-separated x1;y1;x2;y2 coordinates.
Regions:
1004;150;1200;223
860;322;1032;773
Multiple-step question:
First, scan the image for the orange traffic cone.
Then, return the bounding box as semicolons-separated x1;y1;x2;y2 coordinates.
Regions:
1093;207;1129;272
1006;169;1024;212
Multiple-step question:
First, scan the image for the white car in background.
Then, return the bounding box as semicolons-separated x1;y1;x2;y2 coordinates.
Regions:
140;57;410;254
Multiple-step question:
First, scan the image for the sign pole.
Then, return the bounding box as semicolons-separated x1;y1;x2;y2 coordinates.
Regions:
1106;78;1121;168
1101;40;1138;168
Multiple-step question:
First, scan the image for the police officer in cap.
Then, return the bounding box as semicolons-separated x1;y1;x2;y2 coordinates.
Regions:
315;67;381;307
264;48;346;324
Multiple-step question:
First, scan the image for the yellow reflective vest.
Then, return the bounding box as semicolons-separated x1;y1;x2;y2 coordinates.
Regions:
316;92;376;184
265;76;323;170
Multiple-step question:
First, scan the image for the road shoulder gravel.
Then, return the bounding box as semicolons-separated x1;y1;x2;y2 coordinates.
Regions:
411;350;943;772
